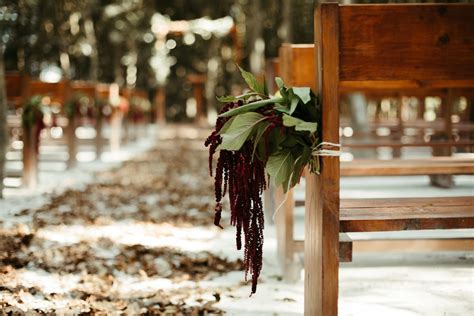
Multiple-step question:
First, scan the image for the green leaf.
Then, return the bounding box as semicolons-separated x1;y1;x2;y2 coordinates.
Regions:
275;77;285;90
219;112;264;151
216;95;237;103
274;103;291;114
266;149;295;189
289;146;311;189
282;114;317;133
292;87;311;104
238;65;265;95
219;97;286;118
266;127;285;155
217;116;236;135
252;121;271;159
217;92;261;103
279;136;299;148
289;96;299;114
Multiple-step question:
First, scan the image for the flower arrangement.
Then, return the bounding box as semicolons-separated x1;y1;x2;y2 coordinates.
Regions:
128;96;151;123
22;95;46;130
22;95;47;153
65;93;95;120
205;67;327;294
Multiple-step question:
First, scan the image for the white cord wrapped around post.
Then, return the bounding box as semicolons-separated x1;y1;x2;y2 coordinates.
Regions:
312;142;341;157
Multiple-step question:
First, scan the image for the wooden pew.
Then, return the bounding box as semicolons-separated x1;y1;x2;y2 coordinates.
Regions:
67;81;98;167
187;74;207;124
273;43;474;281
154;86;166;124
303;4;474;315
95;83;112;155
97;83;132;153
5;78;71;188
278;43;474;152
5;77;127;189
128;89;151;139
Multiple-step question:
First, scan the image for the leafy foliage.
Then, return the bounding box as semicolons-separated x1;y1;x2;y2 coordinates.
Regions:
22;95;45;129
206;67;321;294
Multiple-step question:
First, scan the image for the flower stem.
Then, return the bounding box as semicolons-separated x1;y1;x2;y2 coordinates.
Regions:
219;97;286;118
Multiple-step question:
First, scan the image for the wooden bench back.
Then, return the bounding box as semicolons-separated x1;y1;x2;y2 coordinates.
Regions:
307;4;474;315
6;72;29;108
337;4;474;90
70;81;97;99
279;44;317;91
95;83;111;100
132;89;148;100
265;58;280;94
316;2;474;166
29;80;70;105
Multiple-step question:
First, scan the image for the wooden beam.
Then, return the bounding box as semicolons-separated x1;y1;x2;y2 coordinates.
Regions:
340;196;474;232
22;125;39;189
341;159;474;176
305;3;340;316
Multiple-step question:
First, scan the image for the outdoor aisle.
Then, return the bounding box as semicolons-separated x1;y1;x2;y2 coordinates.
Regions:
0;134;243;314
1;129;472;315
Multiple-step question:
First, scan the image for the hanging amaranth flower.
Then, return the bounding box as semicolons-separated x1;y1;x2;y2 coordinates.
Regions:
205;66;321;294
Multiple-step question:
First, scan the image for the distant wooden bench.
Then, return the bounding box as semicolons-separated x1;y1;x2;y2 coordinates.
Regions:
70;81;104;158
5;77;72;187
301;4;474;315
4;76;133;189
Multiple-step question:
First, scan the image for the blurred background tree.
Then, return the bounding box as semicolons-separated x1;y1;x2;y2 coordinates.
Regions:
1;0;324;124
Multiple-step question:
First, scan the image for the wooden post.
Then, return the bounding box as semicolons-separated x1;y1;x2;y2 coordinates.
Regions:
188;74;207;124
66;115;77;169
305;4;340;316
22;125;39;189
274;187;299;282
155;86;166;124
95;101;103;159
110;110;122;153
109;83;122;152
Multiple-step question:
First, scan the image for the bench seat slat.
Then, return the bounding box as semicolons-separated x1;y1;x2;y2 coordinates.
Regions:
340;197;474;232
341;159;474;176
341;196;473;208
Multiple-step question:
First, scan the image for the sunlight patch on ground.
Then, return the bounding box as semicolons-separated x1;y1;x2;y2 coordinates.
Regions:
36;222;222;252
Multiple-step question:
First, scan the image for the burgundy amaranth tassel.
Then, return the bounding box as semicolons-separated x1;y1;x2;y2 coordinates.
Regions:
205;101;269;294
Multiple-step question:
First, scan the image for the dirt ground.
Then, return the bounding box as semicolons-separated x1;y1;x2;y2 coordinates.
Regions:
1;132;473;315
0;139;243;314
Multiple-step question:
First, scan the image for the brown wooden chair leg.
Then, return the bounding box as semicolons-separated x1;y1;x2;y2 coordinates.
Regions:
110;111;122;152
67;116;77;169
22;125;38;189
95;113;103;159
275;187;300;282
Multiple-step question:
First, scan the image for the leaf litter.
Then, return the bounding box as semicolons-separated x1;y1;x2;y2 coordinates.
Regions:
0;139;243;314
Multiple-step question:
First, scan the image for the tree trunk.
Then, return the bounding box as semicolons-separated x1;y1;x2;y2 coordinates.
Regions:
281;0;292;42
84;15;99;82
83;10;102;157
248;0;264;74
0;49;7;198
